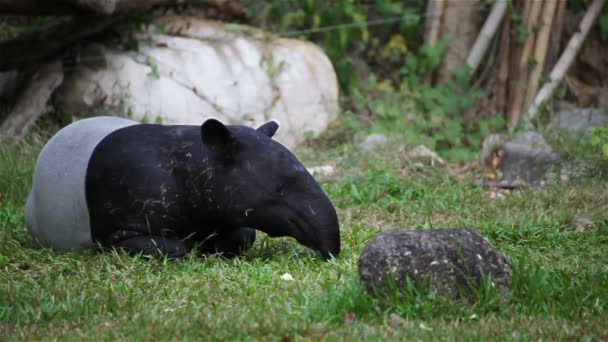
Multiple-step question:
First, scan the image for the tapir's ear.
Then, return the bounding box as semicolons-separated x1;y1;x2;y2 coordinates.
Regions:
201;119;237;153
257;120;279;138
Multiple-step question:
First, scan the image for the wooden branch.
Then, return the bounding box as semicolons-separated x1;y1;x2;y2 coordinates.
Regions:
525;0;607;122
0;61;64;144
0;0;244;16
0;16;121;71
466;0;508;74
524;0;558;111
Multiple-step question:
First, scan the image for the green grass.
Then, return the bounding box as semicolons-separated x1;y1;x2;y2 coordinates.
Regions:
1;130;607;341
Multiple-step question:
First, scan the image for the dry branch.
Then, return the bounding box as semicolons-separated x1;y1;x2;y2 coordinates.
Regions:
466;0;508;74
525;0;607;122
0;16;121;71
0;61;64;144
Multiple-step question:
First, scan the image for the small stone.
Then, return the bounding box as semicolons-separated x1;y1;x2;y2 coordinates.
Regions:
358;134;388;152
389;313;406;329
406;145;445;166
359;229;512;297
343;312;355;326
311;322;325;334
570;218;594;232
280;273;294;281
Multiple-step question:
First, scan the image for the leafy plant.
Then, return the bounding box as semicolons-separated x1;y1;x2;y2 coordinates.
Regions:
244;0;426;92
590;126;608;157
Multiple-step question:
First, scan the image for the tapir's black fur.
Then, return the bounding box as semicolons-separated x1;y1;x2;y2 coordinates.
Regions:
86;119;340;258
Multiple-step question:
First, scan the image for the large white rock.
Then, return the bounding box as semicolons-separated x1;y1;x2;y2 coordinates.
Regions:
54;16;339;148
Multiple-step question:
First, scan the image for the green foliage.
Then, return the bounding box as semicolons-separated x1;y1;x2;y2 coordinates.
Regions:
590;127;608;157
145;57;160;79
245;0;427;92
345;60;500;162
600;9;608;41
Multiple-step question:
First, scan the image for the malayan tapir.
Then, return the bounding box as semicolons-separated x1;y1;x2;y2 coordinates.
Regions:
25;116;340;259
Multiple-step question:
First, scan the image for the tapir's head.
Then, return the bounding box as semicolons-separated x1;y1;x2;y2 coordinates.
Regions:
200;119;340;259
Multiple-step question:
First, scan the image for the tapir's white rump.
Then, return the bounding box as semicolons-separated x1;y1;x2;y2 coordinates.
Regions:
26;117;137;250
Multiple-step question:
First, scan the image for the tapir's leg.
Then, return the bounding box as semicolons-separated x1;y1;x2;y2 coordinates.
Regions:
107;230;193;258
198;227;256;257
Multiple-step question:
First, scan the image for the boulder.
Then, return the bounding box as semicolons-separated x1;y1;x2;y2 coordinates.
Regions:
499;132;560;186
53;16;339;148
551;108;608;133
359;229;511;297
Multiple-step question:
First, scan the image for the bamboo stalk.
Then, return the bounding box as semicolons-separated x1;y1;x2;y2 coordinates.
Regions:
507;0;543;125
544;0;567;75
524;0;559;110
466;0;508;74
424;0;446;46
495;17;511;115
424;0;446;85
525;0;607;121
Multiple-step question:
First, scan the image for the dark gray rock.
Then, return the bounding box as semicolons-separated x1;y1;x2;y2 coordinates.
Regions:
359;229;512;297
551;108;608;133
499;131;560;186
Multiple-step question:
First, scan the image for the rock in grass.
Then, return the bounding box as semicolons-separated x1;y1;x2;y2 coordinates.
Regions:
358;134;388;152
570;217;594;232
551;108;608;133
406;145;445;166
499;132;560;186
358;229;512;297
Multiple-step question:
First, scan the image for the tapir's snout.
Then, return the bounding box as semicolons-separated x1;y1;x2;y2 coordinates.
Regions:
292;197;341;260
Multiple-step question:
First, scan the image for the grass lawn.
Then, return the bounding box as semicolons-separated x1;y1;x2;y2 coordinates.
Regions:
1;128;607;341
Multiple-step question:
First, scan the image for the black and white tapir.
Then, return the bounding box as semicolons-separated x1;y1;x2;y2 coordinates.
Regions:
25;117;340;259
